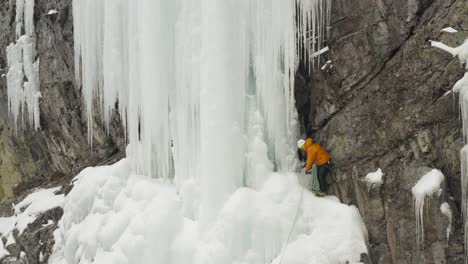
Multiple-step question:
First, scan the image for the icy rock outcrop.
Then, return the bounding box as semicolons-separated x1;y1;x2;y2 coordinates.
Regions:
0;187;65;264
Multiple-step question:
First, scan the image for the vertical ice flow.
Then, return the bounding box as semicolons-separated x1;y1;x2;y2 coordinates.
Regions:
73;0;331;225
6;0;41;131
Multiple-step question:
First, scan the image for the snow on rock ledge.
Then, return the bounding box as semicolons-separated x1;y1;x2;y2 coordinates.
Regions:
0;187;65;259
363;168;383;189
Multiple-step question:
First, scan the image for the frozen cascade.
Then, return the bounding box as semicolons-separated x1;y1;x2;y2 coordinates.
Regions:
74;0;331;179
6;0;41;131
431;38;468;261
50;0;369;263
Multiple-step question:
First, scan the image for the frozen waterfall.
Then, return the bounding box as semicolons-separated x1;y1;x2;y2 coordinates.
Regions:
49;1;369;264
73;0;331;224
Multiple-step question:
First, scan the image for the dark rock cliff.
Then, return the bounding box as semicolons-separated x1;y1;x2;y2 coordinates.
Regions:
0;0;124;203
296;0;468;263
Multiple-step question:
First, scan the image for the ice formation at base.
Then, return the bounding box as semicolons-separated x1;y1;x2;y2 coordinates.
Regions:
6;0;41;131
49;0;369;263
411;169;444;251
50;159;368;264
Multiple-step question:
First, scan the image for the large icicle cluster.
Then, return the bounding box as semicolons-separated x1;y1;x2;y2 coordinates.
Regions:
6;0;41;131
431;37;468;260
73;0;331;177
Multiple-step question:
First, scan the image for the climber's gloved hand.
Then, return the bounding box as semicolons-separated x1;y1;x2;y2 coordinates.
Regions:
305;170;311;175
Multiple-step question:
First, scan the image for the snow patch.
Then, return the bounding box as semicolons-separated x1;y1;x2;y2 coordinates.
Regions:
311;46;329;58
47;9;58;15
0;244;8;259
441;27;458;33
411;169;444;251
321;60;333;70
364;168;384;188
0;187;64;259
440;202;452;241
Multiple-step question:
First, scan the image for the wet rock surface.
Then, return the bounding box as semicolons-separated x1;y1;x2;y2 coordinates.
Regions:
296;0;468;263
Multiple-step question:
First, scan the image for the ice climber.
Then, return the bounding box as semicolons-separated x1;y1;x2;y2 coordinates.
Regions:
297;138;331;195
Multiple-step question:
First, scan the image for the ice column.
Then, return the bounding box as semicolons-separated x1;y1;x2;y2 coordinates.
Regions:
6;0;41;131
72;0;331;225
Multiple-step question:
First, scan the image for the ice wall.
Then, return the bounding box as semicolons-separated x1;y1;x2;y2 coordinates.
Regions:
73;0;331;224
74;0;331;175
6;0;41;131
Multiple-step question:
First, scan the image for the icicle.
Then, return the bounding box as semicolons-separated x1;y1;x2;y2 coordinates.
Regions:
24;0;35;37
6;42;24;131
15;0;25;38
411;169;444;252
6;0;40;131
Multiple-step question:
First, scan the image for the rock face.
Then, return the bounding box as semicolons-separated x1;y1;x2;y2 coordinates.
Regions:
0;0;124;203
296;0;468;263
0;2;124;261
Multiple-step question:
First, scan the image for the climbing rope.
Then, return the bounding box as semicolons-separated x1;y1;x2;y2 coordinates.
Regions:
278;171;315;264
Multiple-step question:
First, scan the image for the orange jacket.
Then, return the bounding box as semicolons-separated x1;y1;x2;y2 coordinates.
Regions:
303;138;330;171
